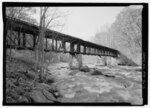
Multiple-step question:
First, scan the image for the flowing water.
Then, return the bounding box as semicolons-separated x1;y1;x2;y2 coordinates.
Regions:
48;63;142;104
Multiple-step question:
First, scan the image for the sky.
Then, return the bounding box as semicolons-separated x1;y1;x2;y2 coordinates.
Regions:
31;7;125;41
59;7;125;41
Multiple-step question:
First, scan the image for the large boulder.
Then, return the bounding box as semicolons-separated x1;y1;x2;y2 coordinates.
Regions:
42;89;59;102
27;82;61;103
91;69;103;75
28;89;58;103
79;66;90;72
29;90;50;103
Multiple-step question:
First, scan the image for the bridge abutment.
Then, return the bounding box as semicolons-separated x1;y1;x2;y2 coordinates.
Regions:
69;53;83;69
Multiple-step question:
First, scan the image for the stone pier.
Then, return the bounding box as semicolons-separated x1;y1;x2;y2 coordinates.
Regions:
110;57;118;66
106;56;118;66
69;54;118;69
98;56;118;66
69;53;83;69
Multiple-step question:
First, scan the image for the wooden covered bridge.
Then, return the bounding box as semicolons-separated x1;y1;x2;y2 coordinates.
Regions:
5;17;120;68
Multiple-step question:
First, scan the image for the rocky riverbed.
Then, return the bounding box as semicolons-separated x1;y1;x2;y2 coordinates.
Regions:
6;56;142;104
46;63;142;104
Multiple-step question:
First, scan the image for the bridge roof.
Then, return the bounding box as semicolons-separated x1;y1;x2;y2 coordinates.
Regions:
5;17;119;55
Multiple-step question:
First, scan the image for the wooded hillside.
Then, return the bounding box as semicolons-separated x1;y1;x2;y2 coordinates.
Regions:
92;6;142;65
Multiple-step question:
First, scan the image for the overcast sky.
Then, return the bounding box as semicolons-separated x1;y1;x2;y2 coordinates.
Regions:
31;7;125;41
59;7;125;40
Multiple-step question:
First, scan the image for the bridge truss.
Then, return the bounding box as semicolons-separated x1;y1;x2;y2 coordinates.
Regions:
4;17;119;57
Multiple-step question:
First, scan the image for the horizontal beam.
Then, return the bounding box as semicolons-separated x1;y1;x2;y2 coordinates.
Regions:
5;17;119;57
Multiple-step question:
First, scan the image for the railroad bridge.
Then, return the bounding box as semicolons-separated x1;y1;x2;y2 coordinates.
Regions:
4;17;120;69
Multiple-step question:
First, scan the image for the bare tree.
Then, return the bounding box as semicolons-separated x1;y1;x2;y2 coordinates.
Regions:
34;7;69;82
110;7;142;65
93;6;142;65
6;7;69;82
6;7;37;59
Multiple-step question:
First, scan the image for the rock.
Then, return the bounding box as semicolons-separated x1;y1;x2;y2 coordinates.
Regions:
25;71;36;80
29;90;53;103
45;75;55;84
91;69;103;75
80;66;90;72
42;89;58;102
29;90;47;102
28;82;60;103
103;74;116;78
18;96;29;103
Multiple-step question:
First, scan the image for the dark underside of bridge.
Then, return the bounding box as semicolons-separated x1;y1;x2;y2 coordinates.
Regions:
4;17;119;57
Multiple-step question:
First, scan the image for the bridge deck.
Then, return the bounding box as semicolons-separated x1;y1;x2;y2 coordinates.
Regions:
4;17;119;57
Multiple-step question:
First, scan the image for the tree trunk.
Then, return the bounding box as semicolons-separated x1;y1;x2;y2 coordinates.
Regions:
38;28;45;82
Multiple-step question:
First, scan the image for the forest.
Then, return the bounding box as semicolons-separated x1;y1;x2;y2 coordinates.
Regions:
92;6;142;66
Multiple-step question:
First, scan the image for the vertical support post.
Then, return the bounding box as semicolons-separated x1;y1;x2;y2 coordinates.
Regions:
55;39;57;51
77;44;80;53
23;32;26;47
80;45;83;53
52;38;54;51
70;42;74;53
83;45;86;54
87;47;88;54
93;48;94;54
93;48;96;55
33;35;36;49
18;31;21;46
62;41;66;52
